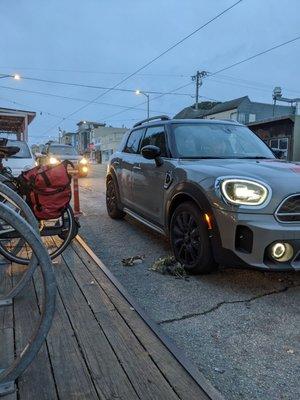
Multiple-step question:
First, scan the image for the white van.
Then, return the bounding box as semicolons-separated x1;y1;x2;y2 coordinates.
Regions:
3;139;36;176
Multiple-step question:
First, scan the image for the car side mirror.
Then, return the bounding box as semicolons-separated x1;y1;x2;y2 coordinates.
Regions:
141;145;163;167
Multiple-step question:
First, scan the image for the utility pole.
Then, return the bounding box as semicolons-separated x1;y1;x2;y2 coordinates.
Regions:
58;127;62;143
192;71;208;109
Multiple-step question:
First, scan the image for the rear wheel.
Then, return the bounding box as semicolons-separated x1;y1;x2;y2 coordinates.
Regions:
106;179;125;219
170;201;218;274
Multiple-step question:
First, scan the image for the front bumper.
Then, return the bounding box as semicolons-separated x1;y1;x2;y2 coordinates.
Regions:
213;208;300;271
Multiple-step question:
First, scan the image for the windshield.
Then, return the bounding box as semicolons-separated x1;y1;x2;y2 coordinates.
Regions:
49;145;78;156
7;140;31;159
171;123;275;159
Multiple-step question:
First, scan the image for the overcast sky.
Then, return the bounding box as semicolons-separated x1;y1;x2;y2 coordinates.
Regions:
1;0;299;143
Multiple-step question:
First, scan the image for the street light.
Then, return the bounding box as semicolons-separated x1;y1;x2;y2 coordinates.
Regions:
0;74;21;80
135;90;150;119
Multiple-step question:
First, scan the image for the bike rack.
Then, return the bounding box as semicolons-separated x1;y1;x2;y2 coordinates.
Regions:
0;204;56;396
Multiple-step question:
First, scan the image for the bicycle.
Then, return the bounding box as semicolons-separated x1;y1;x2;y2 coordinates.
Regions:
0;140;78;264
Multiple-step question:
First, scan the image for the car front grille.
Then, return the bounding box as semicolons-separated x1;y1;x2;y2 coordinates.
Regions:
276;194;300;222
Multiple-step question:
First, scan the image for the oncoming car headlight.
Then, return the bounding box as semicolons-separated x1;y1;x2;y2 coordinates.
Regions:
220;179;269;206
80;157;88;165
49;157;59;165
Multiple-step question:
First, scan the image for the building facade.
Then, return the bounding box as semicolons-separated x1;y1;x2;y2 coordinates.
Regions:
248;115;300;161
62;121;127;162
93;126;128;163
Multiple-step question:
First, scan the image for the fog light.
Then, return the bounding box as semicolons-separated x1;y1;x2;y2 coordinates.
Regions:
269;242;294;262
81;166;88;174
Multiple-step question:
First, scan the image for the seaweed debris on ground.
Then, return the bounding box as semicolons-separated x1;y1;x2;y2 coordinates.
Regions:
150;256;188;279
122;254;146;266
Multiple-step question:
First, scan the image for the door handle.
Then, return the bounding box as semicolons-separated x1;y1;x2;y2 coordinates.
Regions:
113;160;120;166
133;164;141;171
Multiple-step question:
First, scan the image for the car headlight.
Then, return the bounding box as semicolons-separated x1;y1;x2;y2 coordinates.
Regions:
80;158;88;165
49;157;59;165
220;179;269;206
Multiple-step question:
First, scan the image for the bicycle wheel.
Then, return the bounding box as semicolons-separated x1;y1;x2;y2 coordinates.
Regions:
0;203;56;392
0;205;75;264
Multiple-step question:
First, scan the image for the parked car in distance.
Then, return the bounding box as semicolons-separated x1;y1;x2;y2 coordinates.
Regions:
106;116;300;274
38;143;89;177
3;139;36;176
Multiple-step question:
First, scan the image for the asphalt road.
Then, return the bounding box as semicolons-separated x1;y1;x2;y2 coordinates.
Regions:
78;164;300;400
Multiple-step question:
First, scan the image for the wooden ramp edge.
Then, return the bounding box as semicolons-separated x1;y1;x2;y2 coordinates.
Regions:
75;235;224;400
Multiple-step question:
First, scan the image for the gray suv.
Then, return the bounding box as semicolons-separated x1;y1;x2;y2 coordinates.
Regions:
106;116;300;274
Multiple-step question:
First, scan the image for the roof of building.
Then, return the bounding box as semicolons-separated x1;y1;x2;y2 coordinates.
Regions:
0;106;36;124
173;106;208;119
77;120;105;128
174;97;249;119
247;114;296;126
205;96;248;115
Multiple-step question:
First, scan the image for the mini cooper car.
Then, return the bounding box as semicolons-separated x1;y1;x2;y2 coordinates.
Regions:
106;116;300;274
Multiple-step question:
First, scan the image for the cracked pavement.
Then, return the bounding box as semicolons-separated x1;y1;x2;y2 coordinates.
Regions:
78;165;300;400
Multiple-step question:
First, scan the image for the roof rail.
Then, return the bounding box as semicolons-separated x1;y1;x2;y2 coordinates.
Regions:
133;115;170;128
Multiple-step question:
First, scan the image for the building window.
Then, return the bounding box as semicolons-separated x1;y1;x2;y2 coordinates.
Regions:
249;113;256;123
230;112;238;120
269;137;288;159
237;113;246;124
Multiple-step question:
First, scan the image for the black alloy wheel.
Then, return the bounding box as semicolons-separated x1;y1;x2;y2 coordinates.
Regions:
170;201;217;274
106;179;125;219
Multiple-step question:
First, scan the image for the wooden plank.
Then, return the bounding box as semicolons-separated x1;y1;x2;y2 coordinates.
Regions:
73;237;221;400
12;271;58;400
61;245;181;400
51;247;139;400
33;266;100;400
0;263;16;400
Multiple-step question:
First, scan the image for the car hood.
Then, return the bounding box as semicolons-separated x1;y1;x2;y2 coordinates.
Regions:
3;158;36;176
178;158;300;213
50;154;82;162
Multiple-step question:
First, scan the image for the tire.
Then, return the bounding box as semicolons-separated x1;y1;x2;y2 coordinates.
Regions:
106;179;125;219
0;205;75;264
170;201;218;274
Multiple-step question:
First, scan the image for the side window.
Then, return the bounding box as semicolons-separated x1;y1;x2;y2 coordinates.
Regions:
140;126;168;157
118;131;130;151
124;129;145;154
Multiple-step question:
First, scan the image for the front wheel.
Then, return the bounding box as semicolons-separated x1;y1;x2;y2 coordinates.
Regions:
170;201;218;274
106;179;125;219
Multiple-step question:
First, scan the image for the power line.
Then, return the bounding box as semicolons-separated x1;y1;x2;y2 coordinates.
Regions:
210;34;300;76
0;95;71;121
41;0;243;135
101;83;217;121
156;34;300;100
0;84;169;113
0;74;194;96
0;66;190;78
208;73;300;96
99;34;300;123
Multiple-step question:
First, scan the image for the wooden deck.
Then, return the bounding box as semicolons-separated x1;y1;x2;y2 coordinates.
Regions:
0;236;222;400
